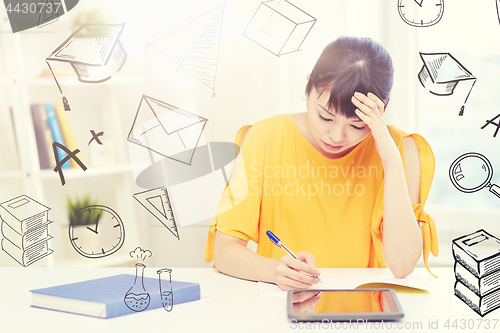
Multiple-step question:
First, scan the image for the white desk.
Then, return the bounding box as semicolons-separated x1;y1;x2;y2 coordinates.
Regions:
1;267;498;332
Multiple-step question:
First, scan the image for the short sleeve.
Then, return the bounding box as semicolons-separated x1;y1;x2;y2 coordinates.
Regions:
410;134;439;277
370;132;439;277
204;124;264;262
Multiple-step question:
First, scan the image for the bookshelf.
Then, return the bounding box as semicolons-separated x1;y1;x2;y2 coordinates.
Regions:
0;13;144;268
56;253;135;268
0;170;24;179
27;76;145;87
38;164;133;180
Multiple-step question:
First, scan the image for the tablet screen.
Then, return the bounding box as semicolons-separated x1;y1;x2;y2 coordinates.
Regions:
288;289;403;321
291;290;398;314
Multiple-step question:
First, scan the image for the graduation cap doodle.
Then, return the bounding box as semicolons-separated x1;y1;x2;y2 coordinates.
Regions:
46;23;128;111
418;52;476;116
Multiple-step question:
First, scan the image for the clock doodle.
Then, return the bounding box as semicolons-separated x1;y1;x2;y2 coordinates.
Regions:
69;205;125;258
398;0;444;27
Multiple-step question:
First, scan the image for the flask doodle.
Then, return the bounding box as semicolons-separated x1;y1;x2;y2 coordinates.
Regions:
124;263;151;312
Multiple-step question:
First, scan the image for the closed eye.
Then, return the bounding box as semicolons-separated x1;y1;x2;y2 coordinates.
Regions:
351;125;365;130
318;113;333;122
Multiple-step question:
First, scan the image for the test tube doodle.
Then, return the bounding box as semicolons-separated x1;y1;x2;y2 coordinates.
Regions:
158;268;174;312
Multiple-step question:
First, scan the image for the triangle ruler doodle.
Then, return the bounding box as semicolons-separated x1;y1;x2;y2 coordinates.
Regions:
147;5;225;96
133;187;180;240
38;0;61;28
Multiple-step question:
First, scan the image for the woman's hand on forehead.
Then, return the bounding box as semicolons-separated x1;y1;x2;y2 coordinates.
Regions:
352;92;400;164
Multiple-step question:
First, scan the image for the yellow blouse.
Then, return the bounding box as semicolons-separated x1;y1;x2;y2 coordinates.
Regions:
205;114;438;276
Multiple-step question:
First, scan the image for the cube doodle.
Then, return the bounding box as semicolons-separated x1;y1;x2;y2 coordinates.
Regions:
243;0;316;57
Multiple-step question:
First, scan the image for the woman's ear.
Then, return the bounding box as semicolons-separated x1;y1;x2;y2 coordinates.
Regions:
306;73;310;83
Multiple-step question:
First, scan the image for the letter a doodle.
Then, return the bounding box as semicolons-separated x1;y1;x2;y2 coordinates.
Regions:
52;142;87;186
481;113;500;137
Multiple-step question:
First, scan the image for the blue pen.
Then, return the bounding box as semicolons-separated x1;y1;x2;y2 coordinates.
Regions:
266;230;323;283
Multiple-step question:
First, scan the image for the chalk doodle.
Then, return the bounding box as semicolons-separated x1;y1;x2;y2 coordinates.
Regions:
397;0;444;27
146;5;225;97
4;0;79;33
52;142;87;186
497;0;500;26
242;0;316;57
452;229;500;316
68;205;125;258
158;268;174;312
124;263;150;312
133;187;180;240
129;246;153;262
88;130;104;146
0;195;53;266
449;152;500;199
481;113;500;137
418;52;476;116
37;0;61;28
46;23;127;111
128;95;208;166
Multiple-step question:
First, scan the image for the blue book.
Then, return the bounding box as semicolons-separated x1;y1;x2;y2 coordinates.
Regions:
30;274;201;318
45;104;69;169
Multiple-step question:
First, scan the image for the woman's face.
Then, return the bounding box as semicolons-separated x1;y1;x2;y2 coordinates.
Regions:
306;86;371;158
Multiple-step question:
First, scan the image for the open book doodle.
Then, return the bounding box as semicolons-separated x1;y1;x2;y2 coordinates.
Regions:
258;271;427;295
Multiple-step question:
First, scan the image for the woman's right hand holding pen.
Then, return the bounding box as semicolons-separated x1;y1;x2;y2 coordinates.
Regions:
274;251;321;291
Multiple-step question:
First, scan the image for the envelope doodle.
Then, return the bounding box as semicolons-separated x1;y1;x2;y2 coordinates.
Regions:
127;96;208;165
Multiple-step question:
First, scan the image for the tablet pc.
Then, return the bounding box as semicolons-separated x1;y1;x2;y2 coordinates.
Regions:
287;289;404;322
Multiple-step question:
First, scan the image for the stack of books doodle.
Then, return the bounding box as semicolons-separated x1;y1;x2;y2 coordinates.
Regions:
452;229;500;317
0;195;53;266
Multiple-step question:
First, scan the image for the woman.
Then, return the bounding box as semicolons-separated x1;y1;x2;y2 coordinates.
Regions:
204;36;438;291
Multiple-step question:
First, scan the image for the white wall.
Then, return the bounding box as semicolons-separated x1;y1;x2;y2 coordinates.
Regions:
1;0;499;268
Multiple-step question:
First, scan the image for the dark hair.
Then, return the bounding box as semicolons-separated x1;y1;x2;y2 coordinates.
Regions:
305;36;394;118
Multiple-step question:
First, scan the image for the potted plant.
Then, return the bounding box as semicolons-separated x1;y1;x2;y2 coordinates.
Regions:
65;7;116;63
69;7;113;35
67;194;100;226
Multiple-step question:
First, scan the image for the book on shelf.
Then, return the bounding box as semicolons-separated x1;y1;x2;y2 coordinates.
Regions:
452;229;500;278
38;66;74;78
455;279;500;317
0;107;20;170
0;195;53;266
54;102;82;167
45;104;70;169
31;274;201;319
31;104;55;169
32;103;81;170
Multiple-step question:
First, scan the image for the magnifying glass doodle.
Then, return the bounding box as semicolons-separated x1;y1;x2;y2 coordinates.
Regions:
449;152;500;199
